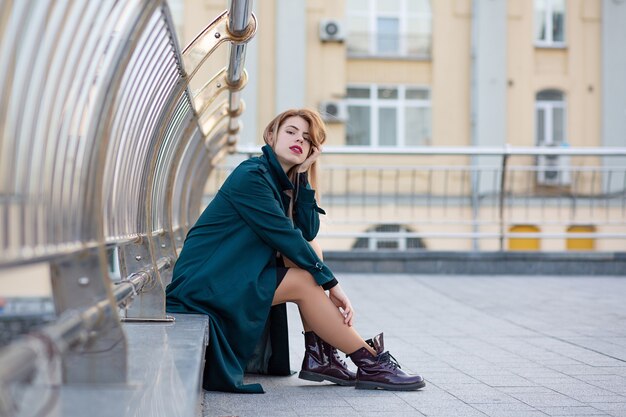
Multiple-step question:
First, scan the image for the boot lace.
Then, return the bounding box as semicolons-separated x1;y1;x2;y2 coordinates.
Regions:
377;351;401;370
332;348;348;367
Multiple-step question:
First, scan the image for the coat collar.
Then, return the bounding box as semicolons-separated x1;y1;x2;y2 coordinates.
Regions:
261;144;294;191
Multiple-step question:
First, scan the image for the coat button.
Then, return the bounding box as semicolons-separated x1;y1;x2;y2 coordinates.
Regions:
315;262;323;270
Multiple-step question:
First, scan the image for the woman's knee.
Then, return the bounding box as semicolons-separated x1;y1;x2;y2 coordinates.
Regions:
292;268;319;293
275;268;321;303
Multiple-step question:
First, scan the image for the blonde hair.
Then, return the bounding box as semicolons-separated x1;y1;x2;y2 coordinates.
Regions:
262;108;326;196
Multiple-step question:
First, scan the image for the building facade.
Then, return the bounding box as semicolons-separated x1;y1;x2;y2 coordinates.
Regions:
171;0;626;251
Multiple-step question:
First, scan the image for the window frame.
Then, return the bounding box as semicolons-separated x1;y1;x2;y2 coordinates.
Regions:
535;90;567;147
345;84;431;148
534;0;567;48
368;235;406;251
346;0;432;58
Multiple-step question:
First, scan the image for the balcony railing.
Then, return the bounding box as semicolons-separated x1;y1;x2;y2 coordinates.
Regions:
346;32;432;59
223;146;626;252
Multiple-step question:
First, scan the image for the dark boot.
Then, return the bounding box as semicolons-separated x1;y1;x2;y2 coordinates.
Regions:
299;331;357;386
349;333;425;391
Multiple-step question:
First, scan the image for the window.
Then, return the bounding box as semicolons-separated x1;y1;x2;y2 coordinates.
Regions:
346;0;432;57
535;0;565;47
535;90;566;146
346;85;431;147
352;224;426;251
535;90;569;186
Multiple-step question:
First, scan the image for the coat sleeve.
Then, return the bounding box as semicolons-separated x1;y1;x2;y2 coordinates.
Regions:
223;168;335;286
293;173;326;242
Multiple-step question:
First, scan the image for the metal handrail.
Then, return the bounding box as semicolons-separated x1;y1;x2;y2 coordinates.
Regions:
225;0;254;146
237;145;626;157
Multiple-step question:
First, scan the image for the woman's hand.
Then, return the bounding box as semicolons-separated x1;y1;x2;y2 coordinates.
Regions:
328;283;354;326
297;146;322;173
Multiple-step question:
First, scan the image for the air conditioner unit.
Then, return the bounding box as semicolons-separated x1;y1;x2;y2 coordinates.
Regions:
536;154;571;186
319;100;347;123
319;19;345;42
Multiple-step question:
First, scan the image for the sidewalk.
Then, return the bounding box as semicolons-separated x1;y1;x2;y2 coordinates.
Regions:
203;274;626;417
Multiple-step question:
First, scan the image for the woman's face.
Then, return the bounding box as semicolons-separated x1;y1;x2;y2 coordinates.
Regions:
271;116;313;172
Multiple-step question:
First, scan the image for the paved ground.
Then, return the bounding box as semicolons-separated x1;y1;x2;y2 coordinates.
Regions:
203;274;626;417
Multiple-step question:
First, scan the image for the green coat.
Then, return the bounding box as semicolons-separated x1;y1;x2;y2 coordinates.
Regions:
166;145;334;393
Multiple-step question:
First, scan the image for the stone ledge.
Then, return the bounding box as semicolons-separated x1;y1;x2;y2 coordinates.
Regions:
325;250;626;275
18;313;209;417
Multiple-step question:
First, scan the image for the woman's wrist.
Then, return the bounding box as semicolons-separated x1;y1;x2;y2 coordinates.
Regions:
322;278;338;291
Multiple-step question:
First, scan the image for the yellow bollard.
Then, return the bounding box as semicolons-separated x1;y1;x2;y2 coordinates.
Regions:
566;225;595;251
508;225;540;250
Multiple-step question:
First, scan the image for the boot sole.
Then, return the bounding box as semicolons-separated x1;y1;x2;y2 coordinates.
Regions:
355;380;426;391
298;370;356;386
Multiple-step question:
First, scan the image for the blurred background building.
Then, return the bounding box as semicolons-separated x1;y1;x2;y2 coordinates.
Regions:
168;0;626;252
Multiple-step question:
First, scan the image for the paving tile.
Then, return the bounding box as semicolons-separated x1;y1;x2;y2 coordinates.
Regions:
589;403;626;412
416;409;486;417
537;406;611;416
549;365;620;376
543;383;616;398
285;396;350;407
471;412;550;417
528;376;586;385
395;390;456;403
411;401;490;417
358;412;426;417
474;374;537;387
471;402;541;413
333;389;397;398
570;396;626;404
499;387;561;395
425;372;480;384
342;395;418;412
453;392;522;405
599;368;626;377
500;391;586;408
235;412;300;417
579;375;626;386
295;406;362;416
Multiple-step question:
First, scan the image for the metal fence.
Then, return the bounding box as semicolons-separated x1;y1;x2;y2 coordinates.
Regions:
0;0;254;414
225;146;626;251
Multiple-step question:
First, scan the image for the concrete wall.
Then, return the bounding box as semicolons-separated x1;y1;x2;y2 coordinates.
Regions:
602;0;626;192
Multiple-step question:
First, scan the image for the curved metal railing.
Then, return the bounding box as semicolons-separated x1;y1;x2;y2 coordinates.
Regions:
0;0;255;413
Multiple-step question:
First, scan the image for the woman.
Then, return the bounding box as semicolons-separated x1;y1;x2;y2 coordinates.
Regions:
166;109;425;393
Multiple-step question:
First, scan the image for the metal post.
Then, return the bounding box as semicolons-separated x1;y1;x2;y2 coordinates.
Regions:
498;153;509;251
226;0;254;147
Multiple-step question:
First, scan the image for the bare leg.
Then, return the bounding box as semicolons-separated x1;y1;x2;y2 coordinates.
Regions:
298;310;312;332
283;240;324;333
272;267;376;356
